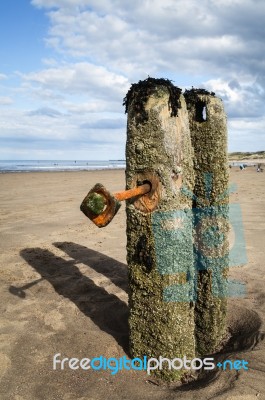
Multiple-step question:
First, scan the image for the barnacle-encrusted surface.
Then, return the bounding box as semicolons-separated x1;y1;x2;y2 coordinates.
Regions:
125;80;195;381
185;89;229;355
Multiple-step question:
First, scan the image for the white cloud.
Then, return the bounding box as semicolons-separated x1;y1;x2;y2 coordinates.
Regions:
228;117;265;152
31;0;265;85
31;0;92;8
0;97;13;105
204;76;264;118
1;0;264;158
0;73;8;80
20;62;129;99
61;99;122;114
27;107;63;117
0;102;126;160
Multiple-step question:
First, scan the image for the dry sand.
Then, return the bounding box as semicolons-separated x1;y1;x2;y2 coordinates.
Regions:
0;167;264;400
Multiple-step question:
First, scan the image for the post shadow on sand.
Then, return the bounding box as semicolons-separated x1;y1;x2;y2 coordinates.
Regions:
53;242;128;293
12;246;264;390
18;247;129;353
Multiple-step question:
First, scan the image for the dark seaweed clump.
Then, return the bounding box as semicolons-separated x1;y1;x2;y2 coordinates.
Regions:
184;88;216;122
184;88;215;106
123;77;182;125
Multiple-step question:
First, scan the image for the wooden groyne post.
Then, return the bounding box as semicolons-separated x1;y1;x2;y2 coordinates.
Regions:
184;89;229;355
124;78;196;381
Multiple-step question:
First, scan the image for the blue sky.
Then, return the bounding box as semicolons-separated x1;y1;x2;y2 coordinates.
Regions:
0;0;264;160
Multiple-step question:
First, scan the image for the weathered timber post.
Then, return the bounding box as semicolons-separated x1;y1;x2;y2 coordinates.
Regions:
184;89;229;355
124;78;195;381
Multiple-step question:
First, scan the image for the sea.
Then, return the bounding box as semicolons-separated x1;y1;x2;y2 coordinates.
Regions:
0;160;126;173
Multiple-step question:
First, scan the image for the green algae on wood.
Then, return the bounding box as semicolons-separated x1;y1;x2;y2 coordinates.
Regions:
125;78;195;381
86;192;106;215
184;88;229;356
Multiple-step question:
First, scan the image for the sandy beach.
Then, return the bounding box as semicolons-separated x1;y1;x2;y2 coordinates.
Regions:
0;166;264;400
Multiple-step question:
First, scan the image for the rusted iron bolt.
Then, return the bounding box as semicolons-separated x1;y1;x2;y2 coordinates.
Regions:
85;182;151;215
80;182;151;228
114;182;151;201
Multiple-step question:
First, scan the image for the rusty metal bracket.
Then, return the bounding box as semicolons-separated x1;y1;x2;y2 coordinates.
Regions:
80;182;151;227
